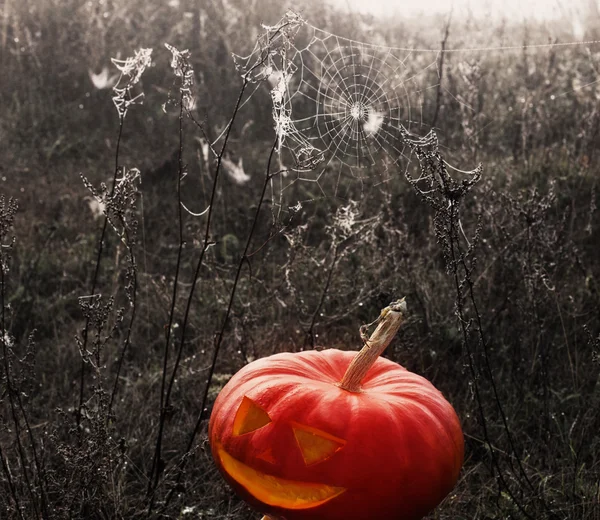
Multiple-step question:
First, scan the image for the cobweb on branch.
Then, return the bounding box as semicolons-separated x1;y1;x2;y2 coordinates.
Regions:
232;11;443;201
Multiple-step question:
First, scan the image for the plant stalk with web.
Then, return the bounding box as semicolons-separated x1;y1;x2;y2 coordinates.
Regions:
80;167;141;419
150;17;307;512
401;127;559;520
146;43;195;507
77;48;152;430
143;40;249;510
145;40;277;511
160;137;283;512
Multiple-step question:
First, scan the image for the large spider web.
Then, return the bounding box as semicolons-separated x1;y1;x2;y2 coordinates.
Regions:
229;10;600;208
232;11;443;201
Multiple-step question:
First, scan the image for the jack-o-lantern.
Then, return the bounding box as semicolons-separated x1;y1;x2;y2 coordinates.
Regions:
209;300;463;520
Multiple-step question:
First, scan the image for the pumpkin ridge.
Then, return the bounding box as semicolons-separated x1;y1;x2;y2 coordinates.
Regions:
240;352;344;384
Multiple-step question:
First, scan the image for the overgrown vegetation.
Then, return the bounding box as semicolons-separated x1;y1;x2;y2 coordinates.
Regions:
0;0;599;519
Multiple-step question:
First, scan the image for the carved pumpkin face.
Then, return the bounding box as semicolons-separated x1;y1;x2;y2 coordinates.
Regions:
209;349;464;520
214;396;347;509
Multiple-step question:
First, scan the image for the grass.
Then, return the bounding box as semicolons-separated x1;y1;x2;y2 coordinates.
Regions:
0;0;599;519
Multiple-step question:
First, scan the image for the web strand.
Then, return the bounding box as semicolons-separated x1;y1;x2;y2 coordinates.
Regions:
306;22;600;53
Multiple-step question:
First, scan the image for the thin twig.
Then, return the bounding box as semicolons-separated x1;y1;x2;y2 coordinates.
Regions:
147;75;188;500
148;76;251;513
307;245;340;348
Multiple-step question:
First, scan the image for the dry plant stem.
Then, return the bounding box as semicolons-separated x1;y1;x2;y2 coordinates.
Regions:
77;116;124;429
162;138;279;510
454;203;539;497
147;75;188;502
0;443;23;519
153;78;251;512
338;299;407;392
1;270;39;518
108;222;137;417
456;228;557;518
404;138;543;519
307;245;340;347
446;200;543;520
161;77;251;423
1;234;49;518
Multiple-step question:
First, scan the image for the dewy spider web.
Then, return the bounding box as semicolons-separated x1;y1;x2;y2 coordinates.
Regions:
230;11;599;204
232;11;447;201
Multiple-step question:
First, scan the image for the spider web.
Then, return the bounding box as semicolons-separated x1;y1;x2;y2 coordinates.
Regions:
230;10;600;209
232;11;443;202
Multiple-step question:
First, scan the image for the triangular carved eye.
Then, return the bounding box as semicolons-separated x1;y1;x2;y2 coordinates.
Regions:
233;396;272;436
292;422;346;465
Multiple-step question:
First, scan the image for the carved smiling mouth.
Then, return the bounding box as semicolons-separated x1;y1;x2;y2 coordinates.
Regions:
216;445;346;509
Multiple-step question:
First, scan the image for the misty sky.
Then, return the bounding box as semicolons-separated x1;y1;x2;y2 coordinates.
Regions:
331;0;584;20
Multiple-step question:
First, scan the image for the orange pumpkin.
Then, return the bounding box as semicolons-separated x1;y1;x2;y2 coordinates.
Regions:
209;301;463;520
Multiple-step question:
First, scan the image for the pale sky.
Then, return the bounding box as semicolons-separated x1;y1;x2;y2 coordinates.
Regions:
331;0;592;21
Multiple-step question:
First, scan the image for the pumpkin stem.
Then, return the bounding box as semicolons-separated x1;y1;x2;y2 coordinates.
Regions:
338;298;407;392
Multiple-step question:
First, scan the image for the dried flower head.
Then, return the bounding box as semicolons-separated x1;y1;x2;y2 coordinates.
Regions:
111;48;153;118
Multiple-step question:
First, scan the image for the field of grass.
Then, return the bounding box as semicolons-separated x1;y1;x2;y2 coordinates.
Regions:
0;0;599;518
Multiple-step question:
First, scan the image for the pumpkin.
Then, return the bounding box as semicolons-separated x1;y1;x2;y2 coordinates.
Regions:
209;300;463;520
